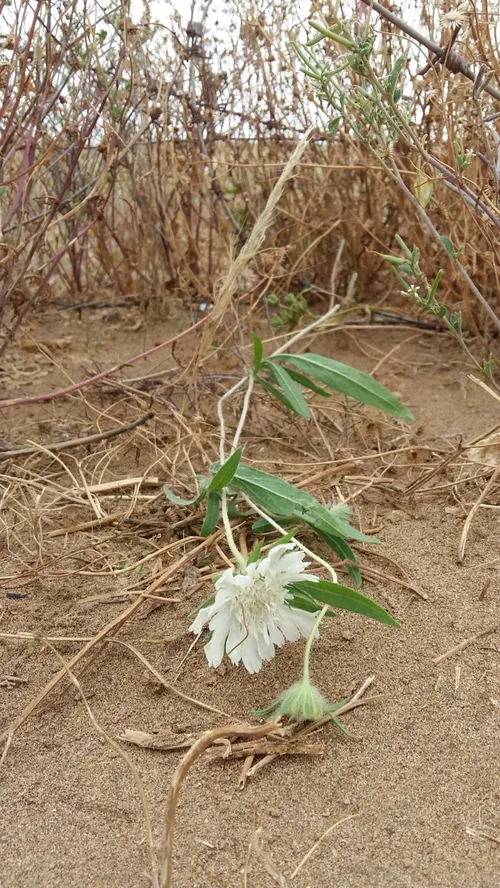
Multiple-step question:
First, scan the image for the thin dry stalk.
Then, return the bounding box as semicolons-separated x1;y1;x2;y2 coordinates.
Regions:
432;626;499;664
196;125;314;362
0;413;154;460
159;721;281;888
290;813;360;879
458;465;500;562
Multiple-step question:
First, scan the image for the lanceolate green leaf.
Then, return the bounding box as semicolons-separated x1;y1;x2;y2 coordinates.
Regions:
288;591;336;618
300;505;376;544
208;448;242;492
312;527;362;586
284;367;332;398
270;529;298;547
251;516;295;533
228;463;322;517
261;360;311;419
274;353;413;421
164;449;242;506
200;491;220;537
439;235;463;260
226;464;375;543
254;374;297;413
253;334;264;372
246;538;265;564
290;580;399;626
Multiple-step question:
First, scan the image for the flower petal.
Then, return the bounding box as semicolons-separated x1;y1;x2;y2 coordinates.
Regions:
208;606;232;632
268;622;286;647
204;621;230;668
189;606;212;634
255;628;275;662
275;614;302;642
240;634;264;674
286;606;318;638
225;620;246;664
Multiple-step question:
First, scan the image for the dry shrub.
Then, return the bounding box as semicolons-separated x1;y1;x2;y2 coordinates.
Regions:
1;0;500;347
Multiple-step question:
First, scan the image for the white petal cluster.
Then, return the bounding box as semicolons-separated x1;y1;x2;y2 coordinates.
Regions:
440;3;470;30
190;543;319;674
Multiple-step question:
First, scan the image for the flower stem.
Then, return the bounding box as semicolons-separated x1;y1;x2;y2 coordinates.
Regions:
217;377;246;464
220;490;246;569
216;306;341;570
302;604;328;684
232;374;254;451
241;495;338;583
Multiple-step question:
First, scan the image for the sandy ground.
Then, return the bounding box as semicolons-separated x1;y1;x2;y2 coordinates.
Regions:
1;309;499;887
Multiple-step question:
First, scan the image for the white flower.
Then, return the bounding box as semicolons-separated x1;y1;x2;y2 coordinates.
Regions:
189;543;320;674
440;3;470;30
401;285;421;298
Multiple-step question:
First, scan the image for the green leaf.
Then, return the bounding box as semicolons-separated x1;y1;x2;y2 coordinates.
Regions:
439;235;464;259
254;374;297;413
440;236;455;257
428;269;443;301
282;367;332;398
288;592;336;618
483;358;495;379
261;360;310;419
164;449;242;507
251;516;294;533
227;496;247;519
398;263;414;276
386;51;408;95
246;538;265;565
312;527;362;586
395;234;413;260
378;254;409;267
290;580;400;626
328;116;341;137
200;491;220;537
302;506;376;544
253;334;264;372
275;353;413;421
208;448;242;492
226;464;374;543
228;464;320;516
270;529;298;546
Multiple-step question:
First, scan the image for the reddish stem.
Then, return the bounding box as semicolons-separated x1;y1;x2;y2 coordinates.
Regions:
0;315;209;409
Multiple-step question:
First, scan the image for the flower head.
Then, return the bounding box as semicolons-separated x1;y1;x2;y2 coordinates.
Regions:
189;543;320;674
440;3;470;30
401;284;421;299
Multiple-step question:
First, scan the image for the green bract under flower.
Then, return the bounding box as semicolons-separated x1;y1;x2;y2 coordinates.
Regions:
254;676;350;731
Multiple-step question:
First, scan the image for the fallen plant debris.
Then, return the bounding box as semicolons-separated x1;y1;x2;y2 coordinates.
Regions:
118;726;325;761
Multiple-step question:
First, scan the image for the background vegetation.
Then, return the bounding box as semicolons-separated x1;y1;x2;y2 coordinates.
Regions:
1;0;500;352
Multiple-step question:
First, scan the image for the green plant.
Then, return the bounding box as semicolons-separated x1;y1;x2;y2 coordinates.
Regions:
165;308;412;721
266;290;309;331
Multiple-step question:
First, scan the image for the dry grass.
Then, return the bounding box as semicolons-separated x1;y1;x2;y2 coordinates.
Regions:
1;0;500;350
